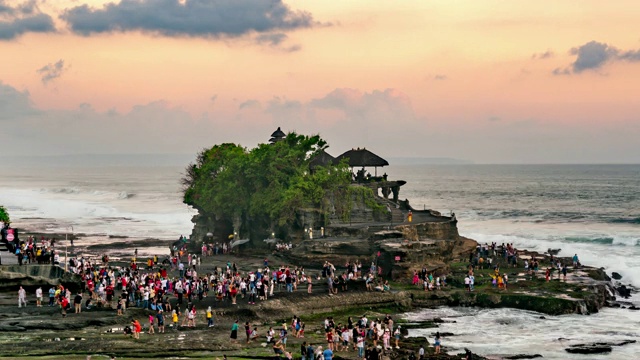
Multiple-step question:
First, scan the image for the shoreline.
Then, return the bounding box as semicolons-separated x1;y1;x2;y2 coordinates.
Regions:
0;226;637;359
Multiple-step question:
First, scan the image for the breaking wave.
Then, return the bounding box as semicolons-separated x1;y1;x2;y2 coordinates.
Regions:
42;187;135;200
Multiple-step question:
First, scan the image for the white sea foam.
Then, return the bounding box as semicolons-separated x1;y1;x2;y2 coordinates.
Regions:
406;294;640;359
1;184;194;239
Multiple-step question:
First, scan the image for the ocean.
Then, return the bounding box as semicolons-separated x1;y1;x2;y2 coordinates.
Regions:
1;160;639;358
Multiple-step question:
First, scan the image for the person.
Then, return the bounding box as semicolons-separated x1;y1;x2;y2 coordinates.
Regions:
322;345;333;360
307;342;315;360
74;292;83;313
35;287;43;307
132;319;141;339
148;313;155;334
230;319;239;341
272;339;285;358
245;321;251;343
156;309;165;333
418;344;425;360
48;287;55;306
434;333;441;354
573;254;579;267
60;296;69;317
394;325;401;349
169;309;177;329
301;341;308;360
562;264;568;280
18;286;27;307
357;334;365;359
206;306;214;327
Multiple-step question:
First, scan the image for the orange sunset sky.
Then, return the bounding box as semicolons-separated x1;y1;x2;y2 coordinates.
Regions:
1;0;639;163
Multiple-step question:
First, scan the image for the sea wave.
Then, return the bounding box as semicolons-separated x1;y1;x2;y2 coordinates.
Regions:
466;209;640;226
41;187;135;200
564;236;640;246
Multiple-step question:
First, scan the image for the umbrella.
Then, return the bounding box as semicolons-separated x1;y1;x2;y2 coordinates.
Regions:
230;239;250;248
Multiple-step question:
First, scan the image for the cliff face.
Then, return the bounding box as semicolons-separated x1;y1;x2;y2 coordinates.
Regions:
396;221;460;241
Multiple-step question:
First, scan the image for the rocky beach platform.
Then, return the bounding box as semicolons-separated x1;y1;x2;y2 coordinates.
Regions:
0;225;637;359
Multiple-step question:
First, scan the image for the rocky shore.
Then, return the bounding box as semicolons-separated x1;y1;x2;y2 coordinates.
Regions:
0;227;637;359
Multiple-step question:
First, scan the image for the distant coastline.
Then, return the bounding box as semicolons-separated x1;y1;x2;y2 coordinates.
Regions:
388;157;474;165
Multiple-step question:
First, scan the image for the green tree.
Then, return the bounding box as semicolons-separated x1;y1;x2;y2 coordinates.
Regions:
0;206;9;224
182;132;352;239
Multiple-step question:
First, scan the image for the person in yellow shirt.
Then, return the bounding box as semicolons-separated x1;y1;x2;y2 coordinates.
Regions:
206;306;214;327
172;310;179;329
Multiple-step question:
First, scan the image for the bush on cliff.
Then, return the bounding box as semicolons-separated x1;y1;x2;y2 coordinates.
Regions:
182;132;352;239
0;206;9;224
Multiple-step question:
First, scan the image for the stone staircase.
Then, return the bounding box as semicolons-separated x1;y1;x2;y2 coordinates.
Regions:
376;197;406;224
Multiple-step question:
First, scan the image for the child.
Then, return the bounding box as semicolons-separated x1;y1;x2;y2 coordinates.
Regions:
148;313;155;334
172;309;179;329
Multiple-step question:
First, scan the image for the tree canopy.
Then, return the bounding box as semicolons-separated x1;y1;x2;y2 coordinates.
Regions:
182;132;352;238
0;206;9;224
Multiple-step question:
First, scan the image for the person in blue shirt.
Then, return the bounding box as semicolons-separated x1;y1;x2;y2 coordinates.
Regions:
322;347;333;360
306;343;315;360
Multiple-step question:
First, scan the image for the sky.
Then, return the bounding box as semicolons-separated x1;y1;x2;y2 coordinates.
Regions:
1;0;639;164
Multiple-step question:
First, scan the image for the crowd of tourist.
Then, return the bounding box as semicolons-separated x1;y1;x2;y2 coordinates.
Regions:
13;236;575;360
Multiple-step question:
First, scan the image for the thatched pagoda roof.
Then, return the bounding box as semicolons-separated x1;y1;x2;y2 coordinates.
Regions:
336;148;389;167
309;150;336;169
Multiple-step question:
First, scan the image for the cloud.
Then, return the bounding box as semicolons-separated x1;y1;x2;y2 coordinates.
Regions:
1;82;639;164
531;50;554;59
309;88;415;123
238;99;260;110
554;40;640;74
0;0;55;40
0;82;40;121
36;59;68;85
433;74;448;80
255;33;287;46
61;0;318;42
254;32;301;52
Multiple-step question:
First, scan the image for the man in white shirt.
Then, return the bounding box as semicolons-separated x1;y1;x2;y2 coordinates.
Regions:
35;287;43;307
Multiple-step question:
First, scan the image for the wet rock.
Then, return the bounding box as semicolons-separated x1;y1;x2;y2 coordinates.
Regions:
565;345;612;354
0;324;26;332
430;332;454;337
611;272;623;280
566;340;636;354
504;355;543;359
616;285;631;298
